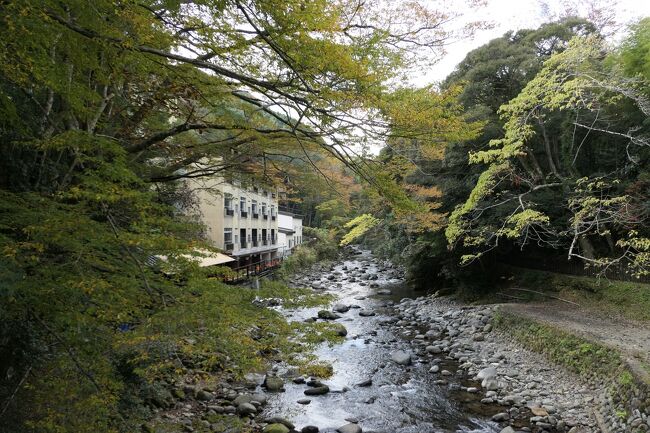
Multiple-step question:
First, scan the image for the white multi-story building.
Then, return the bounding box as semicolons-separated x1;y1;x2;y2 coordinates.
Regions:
277;210;304;257
192;178;280;268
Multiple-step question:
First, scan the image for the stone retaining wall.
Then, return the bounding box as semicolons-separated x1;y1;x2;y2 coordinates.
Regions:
598;366;650;432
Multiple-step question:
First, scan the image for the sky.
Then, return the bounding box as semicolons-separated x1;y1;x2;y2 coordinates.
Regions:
417;0;650;84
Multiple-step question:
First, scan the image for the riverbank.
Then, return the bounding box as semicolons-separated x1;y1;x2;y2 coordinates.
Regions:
144;248;648;433
257;248;611;433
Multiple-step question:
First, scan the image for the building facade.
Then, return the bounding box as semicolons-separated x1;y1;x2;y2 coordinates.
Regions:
277;210;304;257
192;178;280;267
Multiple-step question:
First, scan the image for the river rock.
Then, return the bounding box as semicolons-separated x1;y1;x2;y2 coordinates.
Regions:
318;310;341;320
264;376;285;392
482;378;500;391
492;412;509;422
391;350;412;365
233;394;253;406
377;289;392;295
500;427;515;433
297;398;311;405
304;385;330;396
477;367;497;380
356;378;372;387
266;417;295;429
358;310;375;317
263;424;290;433
243;372;265;387
337;423;362;433
333;304;350;313
236;402;256;416
333;324;348;337
196;390;212;401
302;426;319;433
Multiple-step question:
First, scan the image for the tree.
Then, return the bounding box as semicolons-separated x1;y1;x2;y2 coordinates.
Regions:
447;32;650;276
0;1;487;431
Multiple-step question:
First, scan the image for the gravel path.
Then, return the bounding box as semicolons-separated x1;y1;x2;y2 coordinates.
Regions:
499;301;650;380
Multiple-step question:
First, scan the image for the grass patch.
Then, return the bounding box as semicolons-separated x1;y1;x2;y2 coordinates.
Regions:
493;311;623;378
619;371;634;386
299;361;335;378
508;267;650;322
258;279;334;308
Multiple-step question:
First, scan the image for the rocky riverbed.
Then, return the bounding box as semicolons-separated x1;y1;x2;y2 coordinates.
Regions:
254;248;604;433
154;248;608;433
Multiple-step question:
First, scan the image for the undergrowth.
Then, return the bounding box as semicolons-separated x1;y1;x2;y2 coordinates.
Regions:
493;311;622;378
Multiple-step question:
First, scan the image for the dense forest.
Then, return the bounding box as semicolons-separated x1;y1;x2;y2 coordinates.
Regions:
0;1;649;433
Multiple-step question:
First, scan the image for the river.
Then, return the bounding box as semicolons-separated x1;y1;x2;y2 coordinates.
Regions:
262;249;502;433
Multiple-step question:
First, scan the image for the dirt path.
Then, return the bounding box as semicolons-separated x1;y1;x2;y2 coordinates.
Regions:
499;301;650;380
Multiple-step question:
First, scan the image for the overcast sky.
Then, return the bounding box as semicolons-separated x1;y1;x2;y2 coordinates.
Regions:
418;0;650;84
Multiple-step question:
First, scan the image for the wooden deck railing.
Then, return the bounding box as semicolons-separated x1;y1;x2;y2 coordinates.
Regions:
222;257;283;283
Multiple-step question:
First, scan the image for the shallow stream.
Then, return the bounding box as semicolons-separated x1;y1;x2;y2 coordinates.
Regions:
263;250;504;433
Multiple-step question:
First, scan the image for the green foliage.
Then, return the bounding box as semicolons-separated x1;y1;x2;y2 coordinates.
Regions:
445;28;650;277
279;227;339;277
619;17;650;82
340;214;380;246
2;1;470;430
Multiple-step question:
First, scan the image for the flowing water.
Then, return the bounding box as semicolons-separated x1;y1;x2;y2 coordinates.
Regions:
262;250;503;433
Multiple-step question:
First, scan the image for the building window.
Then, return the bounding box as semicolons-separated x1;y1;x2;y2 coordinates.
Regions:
251;200;258;218
270;205;276;220
240;197;247;217
224;193;234;216
224;228;233;251
240;228;247;248
262;202;267;219
271;229;275;244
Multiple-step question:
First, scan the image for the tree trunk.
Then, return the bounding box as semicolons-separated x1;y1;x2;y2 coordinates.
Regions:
538;118;561;179
578;235;596;260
